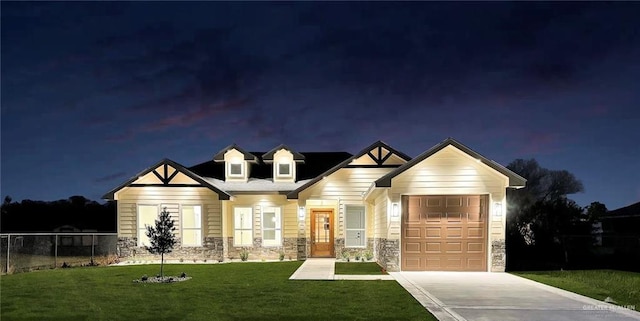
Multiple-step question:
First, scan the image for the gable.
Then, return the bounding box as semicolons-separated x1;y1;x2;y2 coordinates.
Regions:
375;138;526;188
102;159;231;200
349;145;409;166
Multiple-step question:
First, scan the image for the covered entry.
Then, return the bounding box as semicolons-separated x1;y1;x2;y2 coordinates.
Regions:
401;195;488;271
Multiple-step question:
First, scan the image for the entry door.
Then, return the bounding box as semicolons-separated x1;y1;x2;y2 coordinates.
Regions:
311;210;334;257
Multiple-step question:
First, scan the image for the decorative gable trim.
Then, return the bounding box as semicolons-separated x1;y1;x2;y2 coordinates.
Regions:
102;158;231;200
286;140;410;199
374;138;526;188
213;144;258;162
262;144;305;163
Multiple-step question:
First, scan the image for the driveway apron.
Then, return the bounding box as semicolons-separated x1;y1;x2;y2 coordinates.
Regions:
392;271;640;321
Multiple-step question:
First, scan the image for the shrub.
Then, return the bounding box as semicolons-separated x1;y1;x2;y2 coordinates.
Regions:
355;252;361;261
279;252;285;261
364;250;374;261
239;249;249;261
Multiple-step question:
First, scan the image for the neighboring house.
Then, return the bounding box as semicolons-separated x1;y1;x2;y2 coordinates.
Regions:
601;201;640;237
103;138;525;272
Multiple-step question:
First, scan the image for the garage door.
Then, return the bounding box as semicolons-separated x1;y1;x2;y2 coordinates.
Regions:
401;195;488;271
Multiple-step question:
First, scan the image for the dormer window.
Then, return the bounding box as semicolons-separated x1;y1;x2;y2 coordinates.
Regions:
229;163;243;177
277;162;291;177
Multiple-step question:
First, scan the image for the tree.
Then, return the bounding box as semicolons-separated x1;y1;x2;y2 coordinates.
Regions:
505;159;586;270
145;207;177;278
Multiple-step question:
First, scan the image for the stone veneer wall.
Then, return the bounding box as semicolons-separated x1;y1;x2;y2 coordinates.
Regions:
491;239;506;272
375;238;399;271
225;237;299;261
334;238;375;259
117;237;224;261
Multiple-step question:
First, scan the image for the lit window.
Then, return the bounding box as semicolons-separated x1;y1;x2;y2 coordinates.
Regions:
277;162;291;176
137;205;158;247
234;207;253;246
262;207;282;246
345;205;365;247
182;205;202;246
229;163;243;176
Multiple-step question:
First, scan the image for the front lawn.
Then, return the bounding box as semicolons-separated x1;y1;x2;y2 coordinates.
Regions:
335;262;387;275
1;262;435;321
513;270;640;309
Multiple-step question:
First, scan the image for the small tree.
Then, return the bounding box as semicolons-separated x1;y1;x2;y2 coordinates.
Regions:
145;207;177;278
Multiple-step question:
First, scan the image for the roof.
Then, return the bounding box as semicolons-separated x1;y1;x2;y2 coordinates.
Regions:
189;151;353;181
262;144;306;162
286;141;411;199
603;201;640;218
212;144;258;162
202;177;310;193
374;138;527;188
102;158;232;200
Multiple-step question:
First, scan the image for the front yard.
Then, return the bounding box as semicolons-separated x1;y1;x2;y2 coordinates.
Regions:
514;269;640;309
0;261;435;321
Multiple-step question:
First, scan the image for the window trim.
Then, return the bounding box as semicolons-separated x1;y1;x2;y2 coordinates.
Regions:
181;204;202;247
276;162;292;177
233;207;253;247
345;205;366;248
261;206;282;247
228;162;244;177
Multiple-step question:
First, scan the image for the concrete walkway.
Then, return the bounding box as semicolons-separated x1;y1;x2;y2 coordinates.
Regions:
289;258;393;280
391;272;640;321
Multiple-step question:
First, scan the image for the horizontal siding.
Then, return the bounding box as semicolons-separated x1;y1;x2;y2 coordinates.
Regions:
300;168;393;241
116;186;222;240
223;195;297;240
389;147;508;201
374;191;388;239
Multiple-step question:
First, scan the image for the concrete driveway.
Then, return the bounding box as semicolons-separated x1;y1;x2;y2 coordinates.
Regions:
391;272;640;321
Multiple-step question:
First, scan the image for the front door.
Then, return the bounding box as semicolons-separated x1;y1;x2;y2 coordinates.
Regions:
311;210;334;257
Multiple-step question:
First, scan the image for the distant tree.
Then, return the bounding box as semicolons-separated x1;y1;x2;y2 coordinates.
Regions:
506;159;586;270
584;201;607;224
145;207;177;278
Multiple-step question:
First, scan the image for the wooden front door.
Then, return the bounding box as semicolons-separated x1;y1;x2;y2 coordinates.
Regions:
311;210;334;257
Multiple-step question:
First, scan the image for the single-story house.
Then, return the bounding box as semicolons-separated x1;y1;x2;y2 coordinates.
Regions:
103;138;525;271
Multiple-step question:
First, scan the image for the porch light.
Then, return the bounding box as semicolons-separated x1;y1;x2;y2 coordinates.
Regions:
392;203;400;217
298;207;305;220
493;202;502;220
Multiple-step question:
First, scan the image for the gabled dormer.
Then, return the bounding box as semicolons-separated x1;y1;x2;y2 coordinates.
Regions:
262;144;305;182
213;144;258;182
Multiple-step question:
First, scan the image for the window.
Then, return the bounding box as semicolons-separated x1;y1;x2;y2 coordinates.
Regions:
262;207;282;246
137;205;158;247
229;163;243;176
234;207;253;246
277;162;291;176
182;205;202;246
345;205;365;247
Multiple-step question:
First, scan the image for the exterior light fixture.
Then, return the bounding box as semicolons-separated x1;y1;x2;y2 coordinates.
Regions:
392;203;400;217
493;202;502;220
298;207;305;220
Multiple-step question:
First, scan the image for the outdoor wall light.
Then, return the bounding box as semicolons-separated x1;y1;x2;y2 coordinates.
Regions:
298;207;305;220
493;202;502;220
392;203;400;217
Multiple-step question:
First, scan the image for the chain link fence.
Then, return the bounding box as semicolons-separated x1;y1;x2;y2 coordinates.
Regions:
1;233;118;274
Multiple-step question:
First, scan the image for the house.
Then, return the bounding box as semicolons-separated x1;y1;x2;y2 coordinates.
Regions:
103;138;526;272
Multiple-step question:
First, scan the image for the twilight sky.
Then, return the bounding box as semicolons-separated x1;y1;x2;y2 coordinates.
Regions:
1;2;639;210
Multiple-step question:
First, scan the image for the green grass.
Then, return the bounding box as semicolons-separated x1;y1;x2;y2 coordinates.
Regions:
335;262;387;275
0;262;435;321
513;270;640;308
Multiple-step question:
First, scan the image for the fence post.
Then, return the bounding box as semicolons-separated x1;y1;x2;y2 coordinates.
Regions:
54;235;58;268
6;235;10;273
91;234;95;264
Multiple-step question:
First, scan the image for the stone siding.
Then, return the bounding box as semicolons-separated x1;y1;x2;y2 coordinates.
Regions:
225;237;299;261
375;238;399;271
116;236;224;262
491;239;506;272
335;238;375;260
